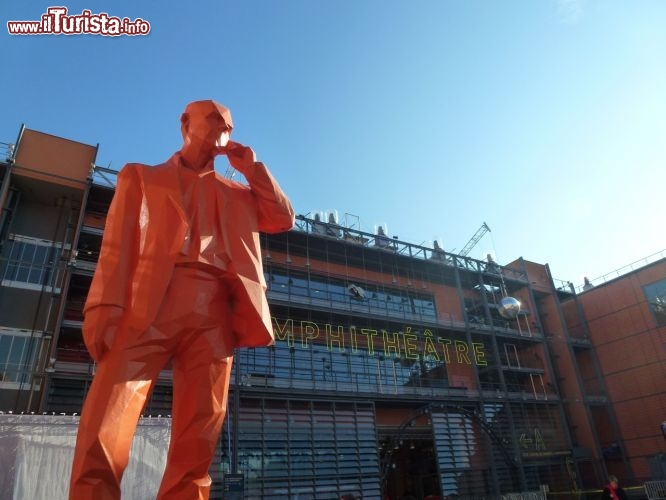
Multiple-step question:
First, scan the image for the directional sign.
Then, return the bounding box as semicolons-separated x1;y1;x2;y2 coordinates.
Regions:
519;433;533;449
520;428;545;450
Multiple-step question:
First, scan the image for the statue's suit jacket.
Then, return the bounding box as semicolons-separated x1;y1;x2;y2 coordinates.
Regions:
84;153;295;348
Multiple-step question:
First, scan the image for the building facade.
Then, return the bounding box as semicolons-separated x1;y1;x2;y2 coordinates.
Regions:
1;127;664;499
561;261;666;485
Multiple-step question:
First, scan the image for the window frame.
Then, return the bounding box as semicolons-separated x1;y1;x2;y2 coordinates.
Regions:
1;234;68;292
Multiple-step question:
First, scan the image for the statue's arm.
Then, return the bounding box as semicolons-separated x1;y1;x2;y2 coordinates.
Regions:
83;165;142;360
244;161;295;233
225;141;295;233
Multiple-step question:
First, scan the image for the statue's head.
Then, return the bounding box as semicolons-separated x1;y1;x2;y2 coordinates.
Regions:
180;100;233;159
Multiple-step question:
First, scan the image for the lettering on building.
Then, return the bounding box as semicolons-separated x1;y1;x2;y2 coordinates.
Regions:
272;317;487;366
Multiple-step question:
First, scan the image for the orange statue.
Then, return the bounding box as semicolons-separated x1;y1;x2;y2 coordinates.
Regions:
69;100;295;499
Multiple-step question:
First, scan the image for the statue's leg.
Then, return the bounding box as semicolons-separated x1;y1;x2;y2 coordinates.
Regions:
156;269;235;500
157;344;233;499
69;329;168;500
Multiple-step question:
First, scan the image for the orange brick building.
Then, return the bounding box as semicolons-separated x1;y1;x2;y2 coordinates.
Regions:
1;125;665;498
561;260;666;485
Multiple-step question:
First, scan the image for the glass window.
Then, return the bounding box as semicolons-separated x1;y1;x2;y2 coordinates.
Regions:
34;245;48;263
22;244;37;262
271;272;290;291
644;278;666;327
265;266;436;318
289;276;309;297
0;330;41;384
1;237;60;290
9;243;21;260
328;281;348;303
0;336;12;368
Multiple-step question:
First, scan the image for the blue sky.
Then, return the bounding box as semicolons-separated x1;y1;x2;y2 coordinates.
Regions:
2;0;665;288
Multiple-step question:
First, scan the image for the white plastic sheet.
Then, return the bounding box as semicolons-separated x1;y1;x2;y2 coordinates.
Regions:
0;413;170;500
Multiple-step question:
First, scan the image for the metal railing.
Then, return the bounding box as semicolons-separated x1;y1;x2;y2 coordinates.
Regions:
645;481;666;500
575;249;666;293
0;141;15;162
294;214;529;282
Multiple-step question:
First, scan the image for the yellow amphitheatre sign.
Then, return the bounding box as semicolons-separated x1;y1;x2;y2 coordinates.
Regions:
272;318;487;366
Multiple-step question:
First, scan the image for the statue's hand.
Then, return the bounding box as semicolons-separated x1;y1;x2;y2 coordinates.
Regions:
223;140;257;174
82;305;124;362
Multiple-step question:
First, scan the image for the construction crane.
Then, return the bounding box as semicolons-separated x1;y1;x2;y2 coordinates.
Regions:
459;222;491;256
